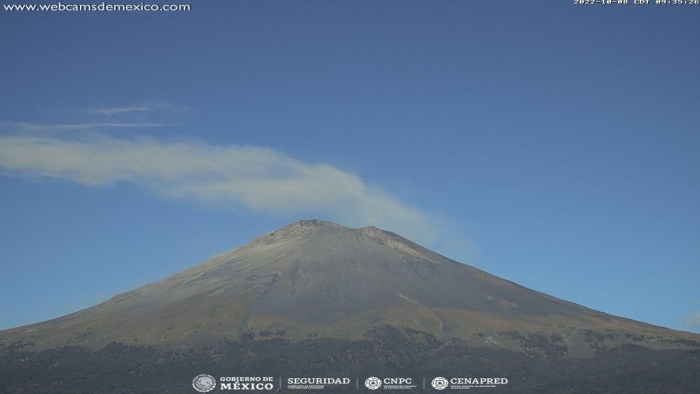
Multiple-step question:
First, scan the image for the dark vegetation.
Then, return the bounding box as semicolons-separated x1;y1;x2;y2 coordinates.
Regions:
1;326;699;394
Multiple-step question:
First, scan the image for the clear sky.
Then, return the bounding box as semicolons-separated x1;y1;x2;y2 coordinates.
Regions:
0;1;698;333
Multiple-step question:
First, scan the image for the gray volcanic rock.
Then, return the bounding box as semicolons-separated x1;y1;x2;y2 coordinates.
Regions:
2;219;698;356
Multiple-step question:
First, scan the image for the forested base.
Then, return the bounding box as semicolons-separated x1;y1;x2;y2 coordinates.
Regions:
2;326;699;394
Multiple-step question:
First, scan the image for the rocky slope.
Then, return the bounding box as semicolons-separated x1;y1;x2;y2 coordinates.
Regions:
1;219;698;358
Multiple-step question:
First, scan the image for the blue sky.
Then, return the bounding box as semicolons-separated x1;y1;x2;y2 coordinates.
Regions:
0;1;698;333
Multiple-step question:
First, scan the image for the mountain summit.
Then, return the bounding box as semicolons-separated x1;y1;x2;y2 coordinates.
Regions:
2;220;698;357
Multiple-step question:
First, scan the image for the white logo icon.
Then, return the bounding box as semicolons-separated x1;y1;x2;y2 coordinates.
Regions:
365;377;382;390
192;374;217;393
431;377;449;390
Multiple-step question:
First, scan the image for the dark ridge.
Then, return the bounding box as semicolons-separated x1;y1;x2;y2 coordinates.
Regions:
2;327;699;394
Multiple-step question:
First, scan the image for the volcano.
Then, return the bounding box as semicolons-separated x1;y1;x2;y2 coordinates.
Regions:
2;220;699;393
2;219;696;354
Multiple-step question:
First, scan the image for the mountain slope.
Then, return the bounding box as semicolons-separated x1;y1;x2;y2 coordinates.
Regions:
2;219;698;357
